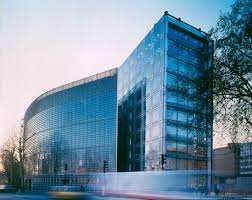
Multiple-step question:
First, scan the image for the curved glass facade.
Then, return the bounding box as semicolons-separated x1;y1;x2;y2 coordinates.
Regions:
24;69;117;190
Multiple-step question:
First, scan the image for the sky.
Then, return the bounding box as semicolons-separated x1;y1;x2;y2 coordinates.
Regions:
0;0;235;146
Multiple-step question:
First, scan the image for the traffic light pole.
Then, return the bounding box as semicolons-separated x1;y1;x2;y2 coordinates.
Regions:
161;154;166;170
103;160;108;173
64;164;68;185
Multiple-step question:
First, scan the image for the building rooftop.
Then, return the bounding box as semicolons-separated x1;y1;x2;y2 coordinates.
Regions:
34;68;117;103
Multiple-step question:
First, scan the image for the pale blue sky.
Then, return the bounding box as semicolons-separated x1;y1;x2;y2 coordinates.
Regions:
0;0;235;145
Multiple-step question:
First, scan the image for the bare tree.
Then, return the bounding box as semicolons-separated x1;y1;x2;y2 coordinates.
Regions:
0;131;21;187
196;0;252;146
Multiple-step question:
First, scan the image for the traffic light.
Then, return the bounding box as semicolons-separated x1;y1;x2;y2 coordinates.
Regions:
63;164;68;185
103;160;108;173
160;154;166;170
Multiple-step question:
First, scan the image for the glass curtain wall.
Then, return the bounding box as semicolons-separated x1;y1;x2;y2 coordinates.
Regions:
24;69;117;191
165;22;212;171
165;19;213;191
117;17;166;172
118;13;213;186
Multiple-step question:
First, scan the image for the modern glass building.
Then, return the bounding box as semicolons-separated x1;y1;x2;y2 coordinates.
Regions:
117;12;213;189
24;69;117;190
24;12;213;192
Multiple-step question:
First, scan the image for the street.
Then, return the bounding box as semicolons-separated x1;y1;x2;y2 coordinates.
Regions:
0;193;136;200
0;192;245;200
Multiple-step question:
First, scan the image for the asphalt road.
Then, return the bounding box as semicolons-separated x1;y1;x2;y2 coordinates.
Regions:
1;193;248;200
0;193;134;200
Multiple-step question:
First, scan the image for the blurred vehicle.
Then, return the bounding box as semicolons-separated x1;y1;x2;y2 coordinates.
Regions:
49;186;94;200
0;184;17;193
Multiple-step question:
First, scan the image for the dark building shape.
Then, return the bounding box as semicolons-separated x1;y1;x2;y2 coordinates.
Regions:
213;142;252;178
240;142;252;176
213;143;252;194
24;69;117;190
118;85;145;171
213;144;240;178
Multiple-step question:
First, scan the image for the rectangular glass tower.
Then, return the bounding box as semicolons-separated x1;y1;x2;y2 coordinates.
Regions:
117;12;213;190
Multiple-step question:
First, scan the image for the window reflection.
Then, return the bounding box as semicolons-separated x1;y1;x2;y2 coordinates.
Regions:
166;73;177;87
167;141;176;152
166;125;177;139
167;108;177;121
167;92;177;104
168;56;177;72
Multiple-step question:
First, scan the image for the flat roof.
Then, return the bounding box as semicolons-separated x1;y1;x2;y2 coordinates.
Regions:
164;11;210;37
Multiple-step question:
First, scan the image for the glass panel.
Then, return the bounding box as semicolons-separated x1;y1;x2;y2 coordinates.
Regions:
146;128;150;142
177;127;187;140
167;73;177;87
177;143;187;153
167;141;176;152
167;108;177;121
178;111;187;123
168;56;177;72
177;94;187;106
166;125;177;139
167;158;176;170
188;145;196;156
197;161;207;170
146;111;151;126
198;130;207;144
152;91;161;107
198;146;207;157
188;128;197;142
152;123;161;139
188;160;195;170
177;159;187;170
146;81;151;96
146;97;151;111
167;92;177;104
152;75;161;92
152;107;160;123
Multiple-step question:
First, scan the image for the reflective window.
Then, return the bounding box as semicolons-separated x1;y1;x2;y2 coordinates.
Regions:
167;141;176;152
152;107;160;123
177;143;187;153
152;123;161;139
152;91;161;107
178;111;187;123
167;108;177;121
177;159;187;170
167;158;176;170
146;111;151;126
24;72;118;181
177;127;187;141
167;56;177;72
166;125;177;139
167;73;177;87
167;92;177;104
152;75;161;92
